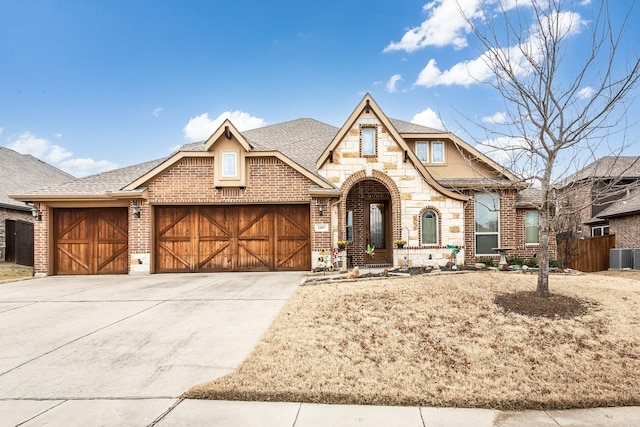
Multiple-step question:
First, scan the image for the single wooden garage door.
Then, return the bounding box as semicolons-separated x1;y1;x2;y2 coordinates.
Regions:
53;208;129;275
155;205;310;272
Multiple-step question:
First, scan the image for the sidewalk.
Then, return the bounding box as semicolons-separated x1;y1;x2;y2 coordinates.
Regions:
5;398;639;426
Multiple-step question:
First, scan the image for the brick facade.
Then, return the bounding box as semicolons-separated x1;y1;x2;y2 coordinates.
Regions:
463;190;557;264
609;215;640;248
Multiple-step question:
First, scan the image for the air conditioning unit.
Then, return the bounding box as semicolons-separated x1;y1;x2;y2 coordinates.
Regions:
610;249;633;269
633;249;640;271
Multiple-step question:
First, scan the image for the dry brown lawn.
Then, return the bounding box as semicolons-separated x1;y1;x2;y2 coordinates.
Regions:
0;261;33;284
186;272;640;410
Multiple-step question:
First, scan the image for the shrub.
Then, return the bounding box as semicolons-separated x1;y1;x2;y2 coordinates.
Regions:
477;257;495;267
525;257;539;268
549;259;561;268
507;256;525;266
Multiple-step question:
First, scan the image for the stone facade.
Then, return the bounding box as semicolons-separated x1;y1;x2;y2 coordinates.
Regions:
319;112;466;268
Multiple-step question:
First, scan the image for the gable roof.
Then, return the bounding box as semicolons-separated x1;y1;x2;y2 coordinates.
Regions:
124;118;338;191
0;147;74;210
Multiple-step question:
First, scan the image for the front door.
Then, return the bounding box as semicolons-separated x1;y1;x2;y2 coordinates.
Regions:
365;201;390;264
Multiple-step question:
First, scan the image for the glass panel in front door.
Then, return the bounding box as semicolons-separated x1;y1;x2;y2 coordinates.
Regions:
369;203;386;249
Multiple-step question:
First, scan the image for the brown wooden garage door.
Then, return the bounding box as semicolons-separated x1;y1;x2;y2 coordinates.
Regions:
155;205;310;272
53;208;129;275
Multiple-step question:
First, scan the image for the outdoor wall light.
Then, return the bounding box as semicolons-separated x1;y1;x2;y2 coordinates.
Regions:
131;201;141;218
31;206;42;221
316;199;324;216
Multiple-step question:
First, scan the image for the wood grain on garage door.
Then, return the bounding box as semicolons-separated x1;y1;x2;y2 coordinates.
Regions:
54;208;128;275
155;205;310;272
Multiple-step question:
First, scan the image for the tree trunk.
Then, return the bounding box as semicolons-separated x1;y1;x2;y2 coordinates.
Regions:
536;208;551;298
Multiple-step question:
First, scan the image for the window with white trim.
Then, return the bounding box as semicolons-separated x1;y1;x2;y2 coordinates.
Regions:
475;193;499;255
525;210;540;244
221;152;237;177
416;142;429;162
431;141;444;163
421;209;438;245
591;225;609;237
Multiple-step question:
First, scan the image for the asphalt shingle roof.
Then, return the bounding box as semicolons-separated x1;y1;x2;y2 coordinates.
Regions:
0;147;74;209
15;116;453;198
558;156;640;186
389;118;444;134
22;158;165;196
595;189;640;219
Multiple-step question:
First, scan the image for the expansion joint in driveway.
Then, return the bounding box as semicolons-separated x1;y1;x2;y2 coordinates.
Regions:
147;397;184;426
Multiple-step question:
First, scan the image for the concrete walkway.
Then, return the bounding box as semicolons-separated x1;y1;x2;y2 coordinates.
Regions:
1;273;638;426
4;399;639;426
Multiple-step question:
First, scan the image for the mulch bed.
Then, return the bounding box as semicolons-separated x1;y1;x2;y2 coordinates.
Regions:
494;291;590;319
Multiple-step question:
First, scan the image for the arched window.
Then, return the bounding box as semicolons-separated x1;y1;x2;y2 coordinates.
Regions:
421;209;438;245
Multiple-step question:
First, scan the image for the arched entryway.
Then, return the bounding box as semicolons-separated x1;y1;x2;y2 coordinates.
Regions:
345;179;393;266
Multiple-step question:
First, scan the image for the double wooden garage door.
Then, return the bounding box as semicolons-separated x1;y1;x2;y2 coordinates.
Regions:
155;205;310;272
54;208;129;275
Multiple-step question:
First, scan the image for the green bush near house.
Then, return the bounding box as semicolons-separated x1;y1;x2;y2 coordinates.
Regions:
477;258;495;267
507;256;525;266
525;258;539;268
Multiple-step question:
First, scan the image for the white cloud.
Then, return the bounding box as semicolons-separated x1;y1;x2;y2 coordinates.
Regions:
415;10;586;88
578;86;594;99
384;0;485;52
183;111;266;142
152;107;163;117
58;158;118;177
415;56;494;88
7;131;117;177
411;107;445;129
386;74;403;93
476;135;529;165
0;127;4;138
482;111;508;124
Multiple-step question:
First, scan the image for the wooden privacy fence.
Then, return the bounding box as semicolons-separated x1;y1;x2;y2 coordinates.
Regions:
4;219;34;267
558;234;615;273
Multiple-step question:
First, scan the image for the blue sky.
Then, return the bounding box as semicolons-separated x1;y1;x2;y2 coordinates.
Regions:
1;0;638;177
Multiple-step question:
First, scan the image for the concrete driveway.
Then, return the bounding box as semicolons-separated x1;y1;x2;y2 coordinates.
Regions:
0;272;303;425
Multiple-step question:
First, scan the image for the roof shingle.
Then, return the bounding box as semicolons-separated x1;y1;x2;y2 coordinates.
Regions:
0;147;74;209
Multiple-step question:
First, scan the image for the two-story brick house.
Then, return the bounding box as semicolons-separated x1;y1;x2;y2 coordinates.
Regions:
12;95;552;276
556;156;640;238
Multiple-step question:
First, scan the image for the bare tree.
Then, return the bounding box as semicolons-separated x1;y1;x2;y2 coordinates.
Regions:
464;0;640;297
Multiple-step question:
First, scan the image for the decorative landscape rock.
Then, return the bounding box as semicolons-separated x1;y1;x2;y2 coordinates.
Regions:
475;262;487;269
348;266;360;279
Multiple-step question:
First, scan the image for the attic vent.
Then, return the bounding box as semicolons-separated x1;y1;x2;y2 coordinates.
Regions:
250;158;280;165
225;126;232;139
180;157;211;167
220;188;241;198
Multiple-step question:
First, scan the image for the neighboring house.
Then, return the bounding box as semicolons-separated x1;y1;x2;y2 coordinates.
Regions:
557;156;640;238
0;147;74;264
11;95;553;276
597;189;640;248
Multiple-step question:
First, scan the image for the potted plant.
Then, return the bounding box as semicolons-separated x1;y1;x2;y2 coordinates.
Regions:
337;240;347;251
395;239;407;249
